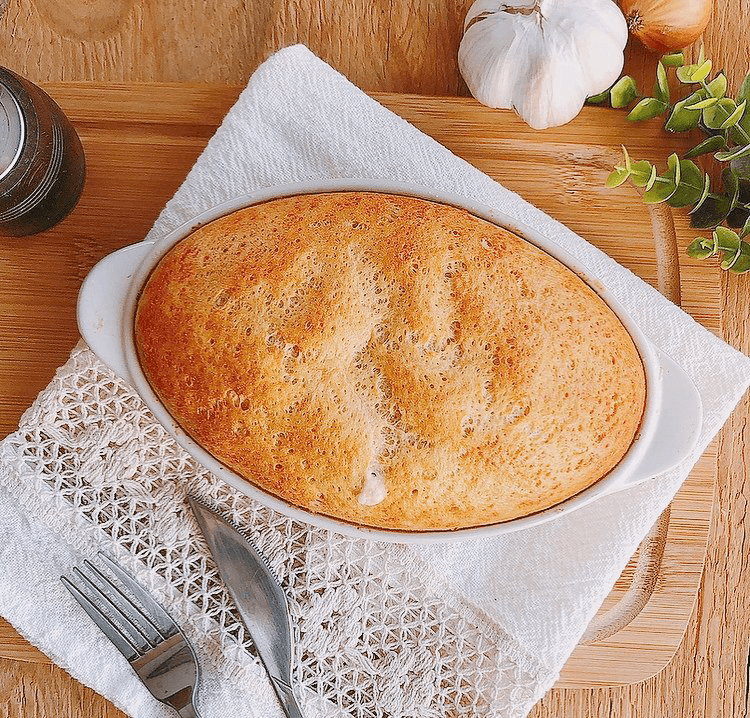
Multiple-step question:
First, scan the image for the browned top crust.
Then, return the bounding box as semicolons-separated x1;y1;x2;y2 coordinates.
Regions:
135;192;646;531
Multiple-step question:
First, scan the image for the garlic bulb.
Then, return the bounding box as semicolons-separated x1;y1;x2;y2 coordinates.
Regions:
619;0;711;53
458;0;628;130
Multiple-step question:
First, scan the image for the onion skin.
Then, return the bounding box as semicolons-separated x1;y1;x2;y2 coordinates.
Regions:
619;0;712;53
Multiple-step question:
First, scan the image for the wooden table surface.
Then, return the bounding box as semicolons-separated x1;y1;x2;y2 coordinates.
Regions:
0;2;749;717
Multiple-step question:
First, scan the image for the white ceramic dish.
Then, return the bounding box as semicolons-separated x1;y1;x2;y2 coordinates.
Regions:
78;179;703;543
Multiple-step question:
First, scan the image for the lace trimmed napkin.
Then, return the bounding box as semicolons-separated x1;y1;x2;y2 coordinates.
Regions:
1;44;750;718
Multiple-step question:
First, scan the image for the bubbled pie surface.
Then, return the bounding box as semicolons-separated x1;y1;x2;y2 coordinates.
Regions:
134;192;646;531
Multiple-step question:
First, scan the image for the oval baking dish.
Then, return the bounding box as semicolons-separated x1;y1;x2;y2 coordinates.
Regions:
77;179;702;543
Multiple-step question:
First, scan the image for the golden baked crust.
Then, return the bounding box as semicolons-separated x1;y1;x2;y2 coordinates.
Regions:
135;191;646;531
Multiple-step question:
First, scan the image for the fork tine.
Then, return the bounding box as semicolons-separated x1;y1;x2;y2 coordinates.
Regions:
71;566;158;654
83;560;166;646
64;556;201;717
61;575;140;662
97;553;179;639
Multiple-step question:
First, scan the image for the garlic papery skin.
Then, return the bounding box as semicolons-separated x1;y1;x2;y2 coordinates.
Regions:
458;0;628;130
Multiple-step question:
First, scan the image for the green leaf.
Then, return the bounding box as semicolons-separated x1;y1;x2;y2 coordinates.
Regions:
676;59;712;84
606;167;630;187
715;143;750;162
727;205;750;229
684;134;726;159
622;145;632;172
724;167;741;206
720;100;747;129
741;215;750;239
691;169;739;229
724;224;750;273
676;64;697;83
654;62;670;104
703;98;737;130
686;97;718;110
643;176;677;204
721;251;742;270
610;76;638;108
665;103;701;132
737;69;750;105
693;59;712;82
728;246;750;273
686;236;716;259
691;194;731;229
661;52;685;67
668;153;681;185
721;244;743;269
715;227;743;272
629;160;655;187
698;45;705;65
730;110;750;145
691;172;711;213
587;88;611;105
627;97;669;122
730;76;750;142
642;156;680;203
706;72;728;99
714;225;740;253
667;159;705;207
665;91;706;132
686;88;708;103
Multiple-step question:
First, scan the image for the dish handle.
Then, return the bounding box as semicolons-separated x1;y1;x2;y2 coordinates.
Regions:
77;241;155;386
607;347;703;493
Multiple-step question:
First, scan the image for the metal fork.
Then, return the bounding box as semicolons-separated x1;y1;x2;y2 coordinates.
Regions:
61;553;201;718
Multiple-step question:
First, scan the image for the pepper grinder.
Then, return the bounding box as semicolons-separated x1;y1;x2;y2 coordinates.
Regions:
0;66;86;237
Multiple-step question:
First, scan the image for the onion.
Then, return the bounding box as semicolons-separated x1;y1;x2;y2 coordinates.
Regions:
619;0;712;53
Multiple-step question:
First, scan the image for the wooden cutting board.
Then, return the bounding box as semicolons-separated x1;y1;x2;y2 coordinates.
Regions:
0;84;719;688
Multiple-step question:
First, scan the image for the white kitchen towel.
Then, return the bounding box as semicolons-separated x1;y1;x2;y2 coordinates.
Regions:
1;44;749;718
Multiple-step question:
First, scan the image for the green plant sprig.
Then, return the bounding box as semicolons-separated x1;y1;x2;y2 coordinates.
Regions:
589;49;750;274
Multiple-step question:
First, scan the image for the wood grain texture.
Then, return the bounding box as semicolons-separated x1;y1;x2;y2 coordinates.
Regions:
0;0;471;93
0;87;718;690
0;1;747;717
535;7;750;718
0;656;122;718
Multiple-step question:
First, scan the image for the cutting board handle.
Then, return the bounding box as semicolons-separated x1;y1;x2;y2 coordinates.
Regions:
77;240;155;385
